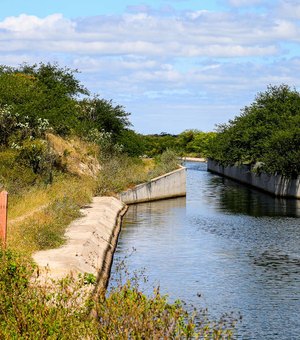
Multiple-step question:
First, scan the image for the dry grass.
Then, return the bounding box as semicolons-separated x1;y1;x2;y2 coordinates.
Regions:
8;174;95;221
4;143;173;256
2;134;101;254
6;155;153;255
97;156;155;196
46;133;100;178
7;174;96;254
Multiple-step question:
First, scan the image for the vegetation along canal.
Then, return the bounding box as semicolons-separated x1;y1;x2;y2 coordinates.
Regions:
110;161;300;339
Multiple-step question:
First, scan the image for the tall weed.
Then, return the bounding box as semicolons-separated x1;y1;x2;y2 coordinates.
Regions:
97;154;152;195
149;148;181;178
0;249;96;339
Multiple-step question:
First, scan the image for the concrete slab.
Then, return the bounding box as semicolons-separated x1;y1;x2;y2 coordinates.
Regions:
119;167;186;204
33;196;127;288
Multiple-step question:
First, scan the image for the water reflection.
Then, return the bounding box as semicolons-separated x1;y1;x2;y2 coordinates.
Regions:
251;249;300;282
186;161;300;217
124;197;186;228
212;176;300;217
111;161;300;339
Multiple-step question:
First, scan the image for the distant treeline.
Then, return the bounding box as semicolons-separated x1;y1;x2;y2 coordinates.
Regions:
141;130;216;158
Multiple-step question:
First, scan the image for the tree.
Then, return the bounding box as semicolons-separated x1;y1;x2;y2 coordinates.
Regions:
177;130;216;157
208;84;300;177
0;63;88;135
118;129;145;156
142;134;178;157
78;97;131;139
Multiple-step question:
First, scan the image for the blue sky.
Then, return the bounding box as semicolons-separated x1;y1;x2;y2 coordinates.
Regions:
0;1;222;19
0;0;300;133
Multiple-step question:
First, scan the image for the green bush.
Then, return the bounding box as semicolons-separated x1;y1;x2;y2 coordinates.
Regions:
149;149;180;178
118;129;145;157
16;139;55;175
208;84;300;177
0;149;37;194
0;249;95;339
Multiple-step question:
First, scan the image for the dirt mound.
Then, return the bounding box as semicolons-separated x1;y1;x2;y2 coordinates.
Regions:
46;133;101;178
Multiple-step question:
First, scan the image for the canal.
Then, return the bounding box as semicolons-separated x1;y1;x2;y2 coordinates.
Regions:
110;161;300;339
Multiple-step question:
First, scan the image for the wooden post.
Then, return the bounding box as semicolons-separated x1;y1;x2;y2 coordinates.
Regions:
0;191;8;249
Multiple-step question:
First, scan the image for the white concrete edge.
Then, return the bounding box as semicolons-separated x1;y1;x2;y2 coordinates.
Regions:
181;157;207;162
32;196;128;293
118;166;187;204
132;165;186;190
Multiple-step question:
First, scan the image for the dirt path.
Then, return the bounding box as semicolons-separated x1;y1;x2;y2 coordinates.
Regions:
9;204;49;225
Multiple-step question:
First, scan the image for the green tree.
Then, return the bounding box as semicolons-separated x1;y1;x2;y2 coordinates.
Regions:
118;129;145;156
177;130;196;151
142;133;178;157
208;84;300;177
0;63;88;135
79;97;131;138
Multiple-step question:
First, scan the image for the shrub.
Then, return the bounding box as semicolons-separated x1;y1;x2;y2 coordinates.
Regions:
0;149;37;194
208;84;300;176
0;249;95;339
149;149;180;178
16;139;55;175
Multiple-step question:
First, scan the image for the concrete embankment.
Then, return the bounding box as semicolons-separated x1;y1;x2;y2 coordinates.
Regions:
208;159;300;198
119;167;186;204
33;196;127;289
34;167;187;288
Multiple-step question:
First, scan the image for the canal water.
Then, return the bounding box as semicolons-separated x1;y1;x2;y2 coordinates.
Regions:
110;162;300;339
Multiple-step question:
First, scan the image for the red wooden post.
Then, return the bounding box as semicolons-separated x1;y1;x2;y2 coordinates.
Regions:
0;191;8;248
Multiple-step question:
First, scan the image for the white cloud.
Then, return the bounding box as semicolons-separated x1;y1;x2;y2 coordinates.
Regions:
0;10;298;57
0;3;300;133
277;0;300;19
0;14;75;35
227;0;265;7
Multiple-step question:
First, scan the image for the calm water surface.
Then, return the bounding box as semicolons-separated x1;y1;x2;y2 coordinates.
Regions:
110;162;300;339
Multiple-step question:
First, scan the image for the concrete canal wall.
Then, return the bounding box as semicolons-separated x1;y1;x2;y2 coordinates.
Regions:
207;159;300;198
33;196;127;289
34;167;187;288
119;167;187;204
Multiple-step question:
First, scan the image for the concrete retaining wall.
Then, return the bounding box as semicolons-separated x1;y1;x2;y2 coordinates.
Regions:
119;167;186;204
207;159;300;198
33;196;127;290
